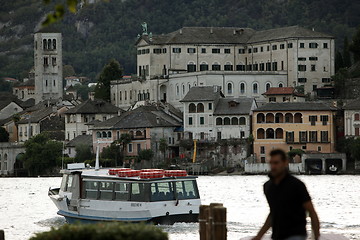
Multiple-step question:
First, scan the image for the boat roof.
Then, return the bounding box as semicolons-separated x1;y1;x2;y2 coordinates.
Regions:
60;168;197;182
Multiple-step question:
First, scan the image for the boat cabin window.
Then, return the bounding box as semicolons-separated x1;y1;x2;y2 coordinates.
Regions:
175;180;199;199
115;182;129;201
99;182;114;200
67;175;73;192
84;181;99;199
60;174;68;191
150;182;175;201
130;183;147;202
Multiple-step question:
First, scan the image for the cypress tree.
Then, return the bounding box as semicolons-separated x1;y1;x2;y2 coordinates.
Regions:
343;37;352;68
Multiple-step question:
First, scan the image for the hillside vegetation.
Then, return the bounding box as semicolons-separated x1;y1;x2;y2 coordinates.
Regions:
0;0;359;80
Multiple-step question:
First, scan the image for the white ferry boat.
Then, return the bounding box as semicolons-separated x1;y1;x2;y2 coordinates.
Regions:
48;165;200;224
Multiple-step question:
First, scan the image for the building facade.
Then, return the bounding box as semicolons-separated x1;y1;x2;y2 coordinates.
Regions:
253;102;337;162
262;87;305;103
34;32;63;103
343;99;360;137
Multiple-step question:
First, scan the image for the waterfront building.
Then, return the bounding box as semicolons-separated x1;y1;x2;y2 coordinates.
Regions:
252;102;337;162
34;32;63;103
343;98;360;137
111;25;334;110
262;87;305;103
64;99;122;141
65;134;93;158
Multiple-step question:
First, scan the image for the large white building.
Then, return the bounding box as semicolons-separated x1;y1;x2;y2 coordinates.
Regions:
344;99;360;137
34;32;63;103
111;25;335;110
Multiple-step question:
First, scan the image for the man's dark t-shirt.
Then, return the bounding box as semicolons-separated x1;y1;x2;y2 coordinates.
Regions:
264;173;311;240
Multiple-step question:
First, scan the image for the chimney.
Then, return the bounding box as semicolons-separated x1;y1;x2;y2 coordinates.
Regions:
210;27;213;34
117;110;122;116
156;117;160;124
213;85;218;92
233;29;236;35
312;28;315;31
179;29;183;34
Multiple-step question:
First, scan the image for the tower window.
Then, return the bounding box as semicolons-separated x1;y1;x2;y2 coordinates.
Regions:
43;39;47;50
47;39;52;50
52;57;57;66
53;39;56;50
53;80;56;86
45;80;48;87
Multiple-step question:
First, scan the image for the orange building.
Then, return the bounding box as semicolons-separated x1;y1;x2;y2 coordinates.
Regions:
253;102;337;163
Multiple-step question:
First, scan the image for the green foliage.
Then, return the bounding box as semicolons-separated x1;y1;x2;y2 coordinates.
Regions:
75;144;93;162
23;133;62;176
332;68;349;97
101;142;121;166
94;59;123;101
159;138;168;153
295;85;305;95
42;0;77;26
63;64;76;77
30;222;168;240
350;26;360;63
0;79;13;92
343;37;352;68
138;149;154;162
335;51;344;72
0;127;9;142
288;149;305;158
73;84;93;100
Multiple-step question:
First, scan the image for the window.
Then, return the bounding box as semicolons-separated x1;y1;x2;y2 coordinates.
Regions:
145;49;150;54
182;84;185;95
151;182;174;201
321;131;329;142
238;49;245;54
43;57;49;66
266;62;271;71
176;181;199;199
197;103;204;113
286;131;294;143
176;85;179;95
298;78;307;83
253;83;258;94
153;48;162;54
322;78;331;83
208;103;212;110
188;117;193;125
355;113;360;121
217;132;222;140
309;57;318;61
267;45;270;51
224;48;231;54
224;64;233;71
130;183;146;201
300;43;305;48
99;182;114;200
281;61;284;70
298;65;306;71
236;65;245;71
212;64;221;71
311;65;316;71
200;117;204;125
253;48;258;53
356;127;360;136
200;64;209;71
309;131;318;142
248;48;252;53
128;143;133;152
288;43;293;48
115;182;129;201
323;43;328;49
279;83;284;88
212;48;220;54
239;117;246;125
309;42;318;48
320;115;329;125
300;131;307;143
298;57;306;61
216;118;222;125
280;44;285;49
260;46;264;52
253;63;258;71
173;48;181;53
260;146;265;154
52;57;56;66
84;181;98;199
187;48;196;53
227;82;233;94
260;63;265;71
272;45;277;50
266;83;271;91
162;48;167;53
272;62;278;71
187;64;196;72
269;97;276;102
309;115;317;125
240;83;245;94
189;103;196;113
201;48;206;53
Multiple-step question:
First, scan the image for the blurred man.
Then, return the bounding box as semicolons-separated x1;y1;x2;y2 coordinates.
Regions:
252;149;320;240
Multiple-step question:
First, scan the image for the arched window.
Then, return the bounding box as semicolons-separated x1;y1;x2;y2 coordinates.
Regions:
107;131;112;138
257;128;265;139
275;113;284;123
257;113;265;123
239;117;246;125
266;83;271;91
187;62;196;72
227;82;233;94
182;84;185;95
224;117;230;125
53;39;56;50
200;62;209;71
189;103;196;113
266;128;275;139
176;85;179;95
96;132;101;138
253;82;258;94
224;62;233;71
197;103;204;113
279;83;284;88
294;113;303;123
231;117;238;125
129;131;134;137
355;113;360;121
275;128;283;139
266;113;274;123
216;117;223;125
102;131;107;138
188;83;191;91
136;130;142;136
47;39;52;50
285;113;293;123
119;91;122;101
43;39;47;50
240;82;245;94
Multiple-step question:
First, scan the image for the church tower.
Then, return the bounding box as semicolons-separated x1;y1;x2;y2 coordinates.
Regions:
34;32;63;103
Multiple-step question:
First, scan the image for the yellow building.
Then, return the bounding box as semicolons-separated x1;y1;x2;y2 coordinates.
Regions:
253;102;337;163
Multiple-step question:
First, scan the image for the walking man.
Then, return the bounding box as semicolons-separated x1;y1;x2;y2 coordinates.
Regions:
253;149;320;240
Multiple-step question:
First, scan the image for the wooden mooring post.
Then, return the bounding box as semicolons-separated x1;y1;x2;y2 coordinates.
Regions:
0;230;4;240
199;203;227;240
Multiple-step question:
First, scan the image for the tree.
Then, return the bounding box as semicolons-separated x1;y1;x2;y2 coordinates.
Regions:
138;149;154;162
23;133;62;176
0;79;12;92
159;138;168;162
0;127;9;142
75;144;92;162
349;26;360;63
343;37;352;68
101;142;121;166
335;51;344;72
114;134;132;165
94;59;123;101
63;65;76;78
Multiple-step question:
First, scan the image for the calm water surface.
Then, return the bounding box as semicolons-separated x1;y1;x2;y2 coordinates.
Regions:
0;176;359;240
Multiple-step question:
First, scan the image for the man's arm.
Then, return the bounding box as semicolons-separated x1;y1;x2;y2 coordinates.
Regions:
252;213;271;240
304;200;320;240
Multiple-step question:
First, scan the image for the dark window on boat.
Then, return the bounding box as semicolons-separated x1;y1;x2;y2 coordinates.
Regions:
115;182;130;201
99;182;114;200
175;180;199;200
130;183;148;201
84;181;99;200
150;182;175;201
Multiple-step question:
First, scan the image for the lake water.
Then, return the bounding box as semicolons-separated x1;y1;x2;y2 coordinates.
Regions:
0;175;359;240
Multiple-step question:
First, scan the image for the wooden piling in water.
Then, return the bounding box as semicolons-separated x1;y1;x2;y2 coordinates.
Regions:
213;206;227;240
0;230;4;240
199;205;209;240
199;203;226;240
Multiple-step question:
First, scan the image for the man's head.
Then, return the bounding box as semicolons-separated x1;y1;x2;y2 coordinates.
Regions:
269;149;289;177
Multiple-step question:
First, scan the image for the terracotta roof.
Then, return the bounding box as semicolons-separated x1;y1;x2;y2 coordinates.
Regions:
262;87;305;97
